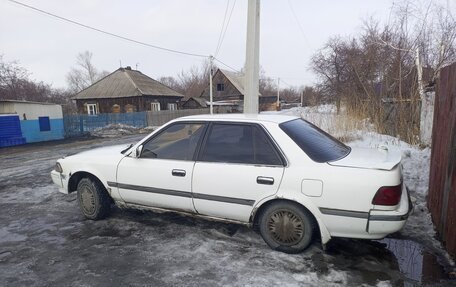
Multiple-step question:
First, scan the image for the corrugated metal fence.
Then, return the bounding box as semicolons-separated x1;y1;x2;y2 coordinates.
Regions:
64;108;209;137
428;62;456;258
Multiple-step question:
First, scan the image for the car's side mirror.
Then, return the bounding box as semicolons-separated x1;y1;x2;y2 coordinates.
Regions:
135;145;143;158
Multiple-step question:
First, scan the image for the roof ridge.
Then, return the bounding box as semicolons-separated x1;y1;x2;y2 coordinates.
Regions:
71;68;118;99
123;70;144;95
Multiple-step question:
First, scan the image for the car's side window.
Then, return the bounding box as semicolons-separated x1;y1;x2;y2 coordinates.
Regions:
253;126;284;166
140;123;205;160
200;123;283;165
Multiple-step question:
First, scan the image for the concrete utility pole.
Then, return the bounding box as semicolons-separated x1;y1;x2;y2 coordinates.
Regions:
209;55;214;115
276;77;280;109
243;0;261;114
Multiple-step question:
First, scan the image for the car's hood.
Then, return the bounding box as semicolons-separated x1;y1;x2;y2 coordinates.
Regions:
65;144;130;160
329;146;401;170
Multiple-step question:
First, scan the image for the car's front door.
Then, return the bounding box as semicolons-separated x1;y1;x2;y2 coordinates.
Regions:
116;122;206;212
192;123;285;222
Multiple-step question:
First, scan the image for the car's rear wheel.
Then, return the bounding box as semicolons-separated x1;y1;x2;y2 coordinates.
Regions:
259;201;315;253
77;177;111;220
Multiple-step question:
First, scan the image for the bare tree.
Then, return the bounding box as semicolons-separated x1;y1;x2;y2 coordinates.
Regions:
0;55;76;114
66;51;108;93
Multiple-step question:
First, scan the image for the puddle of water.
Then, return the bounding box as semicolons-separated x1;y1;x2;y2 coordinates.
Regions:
379;238;448;285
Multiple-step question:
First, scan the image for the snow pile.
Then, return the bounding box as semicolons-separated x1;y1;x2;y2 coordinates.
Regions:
90;124;155;138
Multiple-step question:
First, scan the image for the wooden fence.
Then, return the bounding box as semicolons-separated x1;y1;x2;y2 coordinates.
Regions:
428;62;456;258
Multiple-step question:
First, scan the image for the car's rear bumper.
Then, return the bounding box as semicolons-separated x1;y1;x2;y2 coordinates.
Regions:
51;170;69;194
366;184;413;235
319;183;413;239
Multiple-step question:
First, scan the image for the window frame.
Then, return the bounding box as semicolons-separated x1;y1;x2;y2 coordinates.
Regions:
167;103;177;111
87;104;97;115
195;121;287;167
138;121;208;161
151;102;161;112
216;83;225;92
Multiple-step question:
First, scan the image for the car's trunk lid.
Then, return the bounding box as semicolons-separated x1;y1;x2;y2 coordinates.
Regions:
328;146;401;170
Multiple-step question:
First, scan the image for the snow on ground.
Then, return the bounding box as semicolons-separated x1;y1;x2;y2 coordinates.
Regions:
266;106;455;268
90;124;156;138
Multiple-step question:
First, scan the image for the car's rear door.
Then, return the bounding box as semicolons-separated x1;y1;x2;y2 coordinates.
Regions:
192;122;285;222
115;122;206;212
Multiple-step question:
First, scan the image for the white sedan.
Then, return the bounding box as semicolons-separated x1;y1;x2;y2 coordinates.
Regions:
51;114;412;253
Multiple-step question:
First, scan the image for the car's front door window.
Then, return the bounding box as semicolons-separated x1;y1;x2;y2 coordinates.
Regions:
141;123;205;160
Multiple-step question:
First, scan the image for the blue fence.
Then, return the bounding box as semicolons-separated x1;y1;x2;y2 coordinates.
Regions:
64;112;148;137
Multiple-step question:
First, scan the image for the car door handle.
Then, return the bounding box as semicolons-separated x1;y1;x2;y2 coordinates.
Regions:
172;169;186;177
257;176;274;185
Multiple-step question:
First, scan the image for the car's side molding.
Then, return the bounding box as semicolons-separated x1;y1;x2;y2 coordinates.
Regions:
108;181;192;198
320;206;412;222
107;181;256;206
319;207;369;219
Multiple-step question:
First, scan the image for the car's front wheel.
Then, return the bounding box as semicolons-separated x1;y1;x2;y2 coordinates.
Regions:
77;177;111;220
259;201;315;253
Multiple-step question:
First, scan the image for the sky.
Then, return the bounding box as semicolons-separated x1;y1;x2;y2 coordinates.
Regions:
0;0;446;90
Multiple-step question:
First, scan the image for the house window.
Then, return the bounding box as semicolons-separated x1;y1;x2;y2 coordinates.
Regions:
216;83;225;91
151;102;161;112
87;104;97;115
38;117;51;131
167;103;177;111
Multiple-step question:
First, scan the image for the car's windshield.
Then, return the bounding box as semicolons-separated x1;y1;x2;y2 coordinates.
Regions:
279;119;350;163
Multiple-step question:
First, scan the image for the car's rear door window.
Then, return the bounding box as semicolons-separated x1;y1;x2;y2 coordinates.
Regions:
280;119;350;162
199;123;283;165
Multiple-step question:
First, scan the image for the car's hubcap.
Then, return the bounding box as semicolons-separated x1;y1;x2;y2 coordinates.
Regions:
267;210;304;246
81;186;95;214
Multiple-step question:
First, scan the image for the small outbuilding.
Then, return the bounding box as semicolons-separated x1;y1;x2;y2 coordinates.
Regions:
199;69;279;112
180;97;208;109
0;100;64;147
72;66;184;114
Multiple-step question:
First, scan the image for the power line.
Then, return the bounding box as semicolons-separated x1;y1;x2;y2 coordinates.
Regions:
215;0;237;57
6;0;208;58
213;57;241;73
214;0;231;56
287;0;313;50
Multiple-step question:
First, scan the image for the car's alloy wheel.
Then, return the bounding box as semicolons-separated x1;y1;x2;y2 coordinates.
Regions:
259;201;315;253
76;177;111;220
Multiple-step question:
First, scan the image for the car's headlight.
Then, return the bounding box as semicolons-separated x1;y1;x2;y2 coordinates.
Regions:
54;162;63;173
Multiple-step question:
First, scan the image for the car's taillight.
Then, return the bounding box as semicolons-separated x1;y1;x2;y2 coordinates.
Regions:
372;184;402;206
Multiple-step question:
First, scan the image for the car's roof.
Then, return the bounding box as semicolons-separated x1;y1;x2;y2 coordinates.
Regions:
177;113;299;124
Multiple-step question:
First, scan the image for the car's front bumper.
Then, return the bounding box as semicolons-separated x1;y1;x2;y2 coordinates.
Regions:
50;170;69;194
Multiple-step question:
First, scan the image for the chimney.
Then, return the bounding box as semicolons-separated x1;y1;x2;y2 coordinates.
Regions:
125;66;132;70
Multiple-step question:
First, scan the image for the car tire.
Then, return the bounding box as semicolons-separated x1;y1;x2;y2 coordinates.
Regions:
259;201;315;253
77;177;111;220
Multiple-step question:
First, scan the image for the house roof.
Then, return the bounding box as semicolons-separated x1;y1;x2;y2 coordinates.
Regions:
191;97;208;107
214;69;262;96
72;67;184;100
0;99;61;106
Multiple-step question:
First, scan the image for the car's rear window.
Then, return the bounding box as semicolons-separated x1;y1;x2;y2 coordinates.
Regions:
279;119;350;163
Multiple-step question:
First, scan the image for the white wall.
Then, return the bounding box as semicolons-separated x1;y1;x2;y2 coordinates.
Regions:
0;102;63;120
